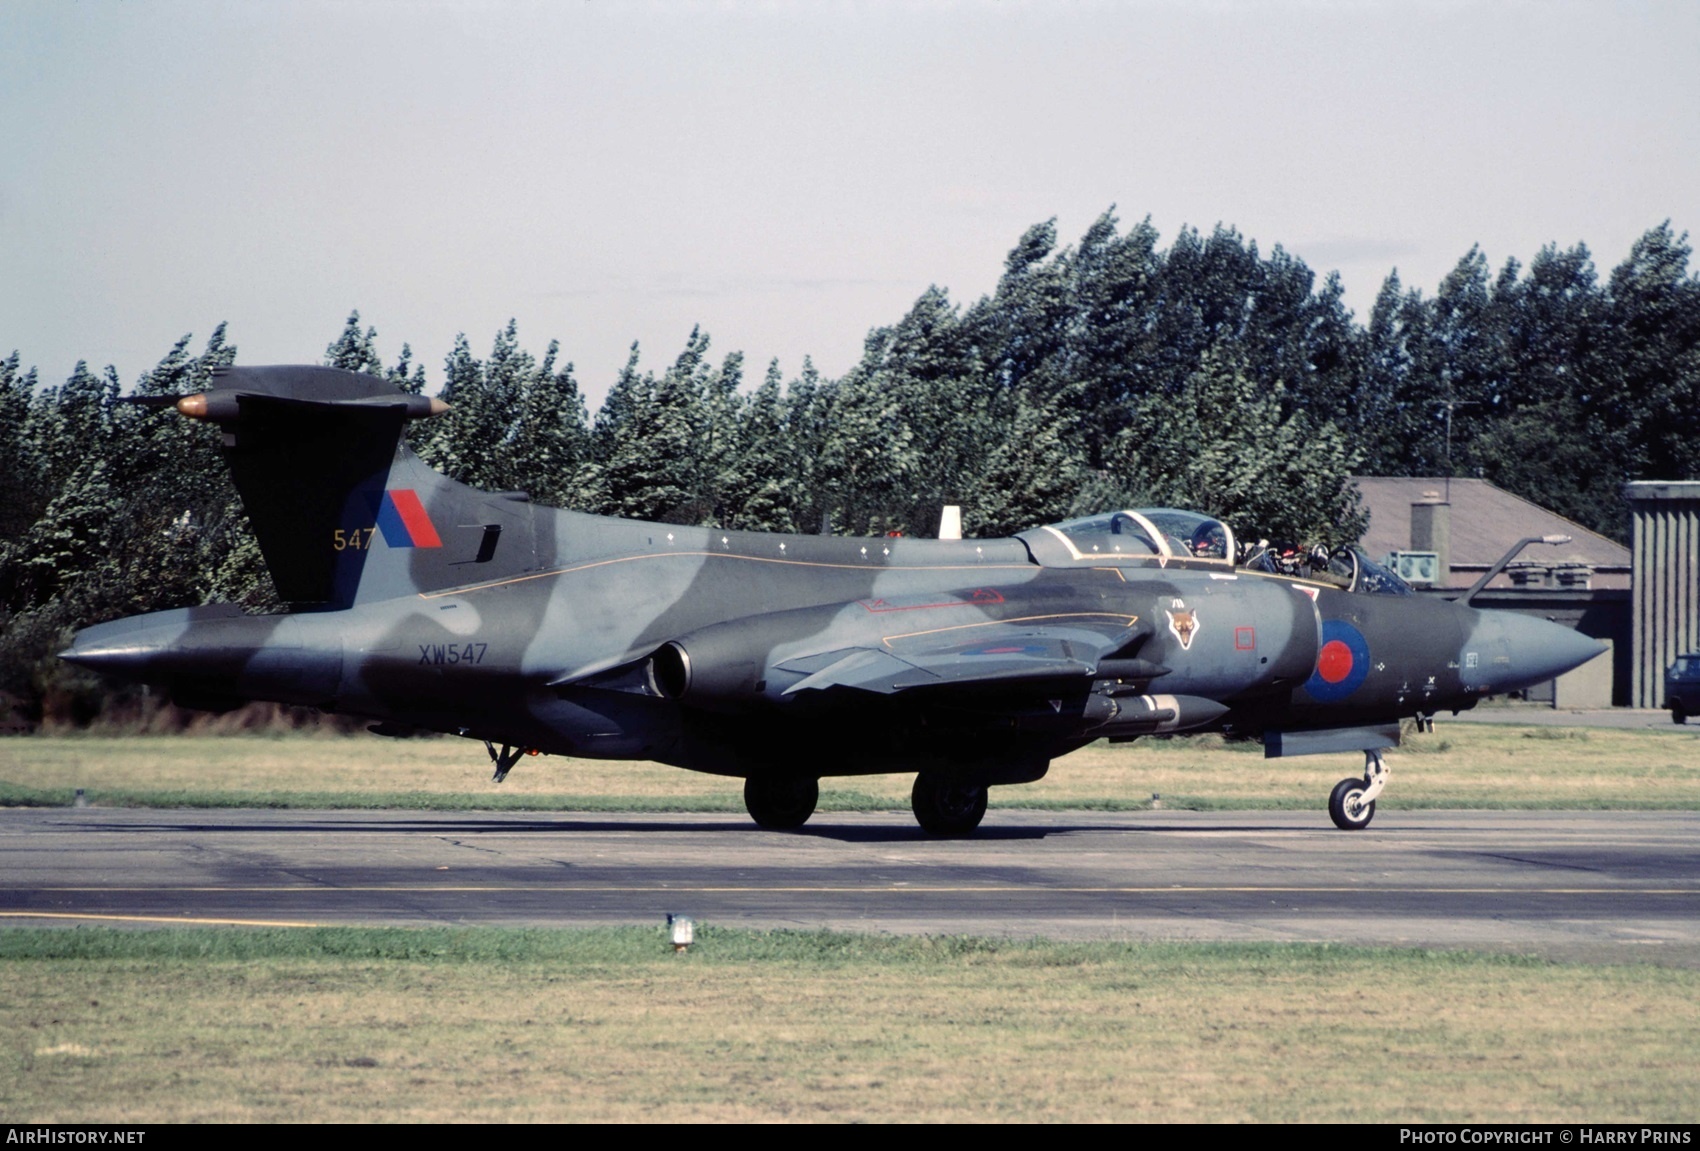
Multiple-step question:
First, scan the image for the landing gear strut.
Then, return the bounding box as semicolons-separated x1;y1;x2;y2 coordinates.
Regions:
744;775;819;830
484;741;531;782
1327;747;1390;830
911;773;988;837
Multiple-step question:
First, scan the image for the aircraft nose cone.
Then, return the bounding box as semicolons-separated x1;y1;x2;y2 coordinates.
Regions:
1487;612;1607;689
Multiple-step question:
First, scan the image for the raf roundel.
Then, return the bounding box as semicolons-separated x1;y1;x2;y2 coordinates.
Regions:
1304;619;1371;702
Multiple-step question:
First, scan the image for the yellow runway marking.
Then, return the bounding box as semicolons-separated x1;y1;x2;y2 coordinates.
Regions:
0;911;325;927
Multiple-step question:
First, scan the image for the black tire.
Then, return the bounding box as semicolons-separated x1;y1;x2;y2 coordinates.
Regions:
911;774;988;836
1673;704;1687;725
1328;776;1375;830
743;775;818;830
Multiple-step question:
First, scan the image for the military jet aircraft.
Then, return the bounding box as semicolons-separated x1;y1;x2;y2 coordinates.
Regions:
61;365;1605;834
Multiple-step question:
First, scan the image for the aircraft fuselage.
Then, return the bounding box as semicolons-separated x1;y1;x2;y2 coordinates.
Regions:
58;365;1607;833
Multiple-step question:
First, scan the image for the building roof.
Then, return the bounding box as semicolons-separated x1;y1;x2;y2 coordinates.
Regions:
1353;476;1631;590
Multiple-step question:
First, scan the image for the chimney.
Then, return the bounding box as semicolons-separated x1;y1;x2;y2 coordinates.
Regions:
1411;492;1452;588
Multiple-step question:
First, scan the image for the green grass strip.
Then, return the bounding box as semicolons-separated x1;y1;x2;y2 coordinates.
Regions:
0;924;1563;970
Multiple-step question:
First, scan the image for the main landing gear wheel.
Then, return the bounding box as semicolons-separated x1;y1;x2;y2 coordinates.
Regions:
1673;704;1687;726
911;773;988;837
743;776;819;830
1327;747;1390;830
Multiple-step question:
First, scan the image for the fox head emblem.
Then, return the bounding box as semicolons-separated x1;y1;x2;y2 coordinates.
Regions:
1167;607;1199;651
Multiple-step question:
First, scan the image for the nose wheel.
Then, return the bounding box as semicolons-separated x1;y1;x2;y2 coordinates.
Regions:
1328;748;1389;830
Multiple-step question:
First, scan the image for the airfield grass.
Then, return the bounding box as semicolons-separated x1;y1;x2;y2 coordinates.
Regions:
3;926;1696;1123
6;735;1697;1123
2;721;1698;812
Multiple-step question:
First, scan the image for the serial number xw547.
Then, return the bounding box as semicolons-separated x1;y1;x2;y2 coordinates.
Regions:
418;643;489;666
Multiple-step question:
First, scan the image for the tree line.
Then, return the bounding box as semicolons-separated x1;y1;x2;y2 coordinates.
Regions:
3;211;1698;724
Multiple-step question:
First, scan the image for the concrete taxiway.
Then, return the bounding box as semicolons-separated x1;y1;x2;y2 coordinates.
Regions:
3;807;1698;966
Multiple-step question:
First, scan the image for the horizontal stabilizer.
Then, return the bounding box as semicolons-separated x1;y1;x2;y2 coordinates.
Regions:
142;364;539;609
194;364;446;414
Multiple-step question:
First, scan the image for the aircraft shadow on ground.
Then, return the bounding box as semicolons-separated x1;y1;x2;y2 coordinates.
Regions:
74;814;1331;841
75;816;1047;841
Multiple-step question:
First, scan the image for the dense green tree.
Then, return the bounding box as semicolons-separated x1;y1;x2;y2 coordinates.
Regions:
1354;270;1417;472
10;214;1700;727
720;361;802;533
507;340;591;509
846;285;991;534
1403;246;1502;477
0;352;44;545
110;326;257;615
1112;346;1365;546
0;329;255;722
781;357;833;534
324;311;426;395
4;459;119;610
814;359;922;536
432;325;524;491
989;220;1070;395
121;327;238;512
478;320;547;495
324;311;386;375
1063;210;1165;465
962;383;1092;537
1597;223;1700;485
413;321;590;502
1272;267;1362;426
695;348;746;525
1460;244;1626;535
590;344;645;465
587;329;716;523
25;361;118;499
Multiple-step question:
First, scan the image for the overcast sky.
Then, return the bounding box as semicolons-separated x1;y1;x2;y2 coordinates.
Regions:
3;0;1696;408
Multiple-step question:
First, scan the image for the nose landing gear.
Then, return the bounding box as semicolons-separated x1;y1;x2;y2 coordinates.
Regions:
1328;747;1389;830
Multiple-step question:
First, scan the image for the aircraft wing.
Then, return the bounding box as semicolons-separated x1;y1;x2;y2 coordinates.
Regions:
776;617;1159;696
550;609;1162;707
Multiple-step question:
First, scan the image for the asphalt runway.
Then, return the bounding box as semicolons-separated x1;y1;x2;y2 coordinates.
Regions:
4;806;1698;965
1450;705;1693;730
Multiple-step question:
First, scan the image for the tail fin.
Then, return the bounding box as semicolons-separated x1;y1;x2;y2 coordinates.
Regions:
184;365;540;610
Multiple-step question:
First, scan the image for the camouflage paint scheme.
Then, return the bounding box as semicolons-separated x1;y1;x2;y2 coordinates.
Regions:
63;367;1605;833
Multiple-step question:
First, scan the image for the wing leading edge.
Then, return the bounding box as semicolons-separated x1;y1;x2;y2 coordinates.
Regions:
778;617;1161;695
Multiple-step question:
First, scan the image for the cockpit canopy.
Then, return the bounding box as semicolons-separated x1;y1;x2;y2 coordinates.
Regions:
1038;508;1235;564
1241;541;1414;596
1028;507;1414;596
